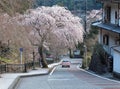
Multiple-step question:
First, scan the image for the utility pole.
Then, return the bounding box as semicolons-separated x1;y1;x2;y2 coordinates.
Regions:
83;0;87;69
84;45;87;68
84;0;87;33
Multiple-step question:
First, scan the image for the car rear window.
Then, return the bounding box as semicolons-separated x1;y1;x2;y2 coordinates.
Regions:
63;61;69;62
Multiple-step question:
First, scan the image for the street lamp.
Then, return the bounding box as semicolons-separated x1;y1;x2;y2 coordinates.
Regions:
82;0;88;69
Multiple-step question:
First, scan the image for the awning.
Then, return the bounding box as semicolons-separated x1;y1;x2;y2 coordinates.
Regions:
92;22;120;34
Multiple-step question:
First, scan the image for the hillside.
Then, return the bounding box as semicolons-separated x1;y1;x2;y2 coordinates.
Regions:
0;0;34;63
35;0;101;11
0;0;33;15
0;14;34;63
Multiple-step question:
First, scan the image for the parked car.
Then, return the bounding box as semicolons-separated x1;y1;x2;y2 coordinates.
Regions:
61;60;70;67
73;50;81;58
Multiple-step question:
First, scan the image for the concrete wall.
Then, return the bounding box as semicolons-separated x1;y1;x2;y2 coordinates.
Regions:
110;4;118;25
113;49;120;73
99;29;119;55
103;3;120;26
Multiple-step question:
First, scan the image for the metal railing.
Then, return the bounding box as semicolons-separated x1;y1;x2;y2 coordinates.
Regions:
0;59;55;74
0;61;40;73
0;64;6;73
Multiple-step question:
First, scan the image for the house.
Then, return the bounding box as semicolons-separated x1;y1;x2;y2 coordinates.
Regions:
92;0;120;78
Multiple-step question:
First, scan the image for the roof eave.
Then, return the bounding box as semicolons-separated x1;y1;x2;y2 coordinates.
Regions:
96;0;120;3
92;22;120;34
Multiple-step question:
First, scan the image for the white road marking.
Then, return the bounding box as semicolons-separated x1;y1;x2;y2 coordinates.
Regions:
49;67;56;75
77;65;120;83
48;78;71;81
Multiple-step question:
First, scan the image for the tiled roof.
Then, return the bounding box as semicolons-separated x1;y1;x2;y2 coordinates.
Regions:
96;0;120;3
92;22;120;34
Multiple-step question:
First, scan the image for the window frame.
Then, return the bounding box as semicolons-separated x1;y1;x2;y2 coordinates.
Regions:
103;34;109;45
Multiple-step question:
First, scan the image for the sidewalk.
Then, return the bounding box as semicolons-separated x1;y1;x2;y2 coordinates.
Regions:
0;63;60;89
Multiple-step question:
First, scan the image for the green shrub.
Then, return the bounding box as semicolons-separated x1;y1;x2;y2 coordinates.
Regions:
0;41;10;58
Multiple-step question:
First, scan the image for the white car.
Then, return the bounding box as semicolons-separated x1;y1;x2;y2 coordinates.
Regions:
61;60;70;67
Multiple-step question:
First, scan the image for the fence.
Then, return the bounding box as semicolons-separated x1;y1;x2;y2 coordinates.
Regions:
0;64;6;73
0;59;55;74
0;61;40;74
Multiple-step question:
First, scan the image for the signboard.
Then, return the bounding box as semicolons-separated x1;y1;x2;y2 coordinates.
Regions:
19;48;23;52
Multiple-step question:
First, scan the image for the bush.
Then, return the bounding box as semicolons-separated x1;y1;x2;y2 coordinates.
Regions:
89;43;109;74
0;41;10;58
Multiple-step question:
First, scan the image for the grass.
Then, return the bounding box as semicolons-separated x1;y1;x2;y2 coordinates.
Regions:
0;57;13;63
82;51;92;69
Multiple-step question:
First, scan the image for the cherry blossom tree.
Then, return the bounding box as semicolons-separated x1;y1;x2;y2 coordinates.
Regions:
21;5;84;68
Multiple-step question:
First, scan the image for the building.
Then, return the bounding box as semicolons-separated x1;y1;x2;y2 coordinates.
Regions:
92;0;120;78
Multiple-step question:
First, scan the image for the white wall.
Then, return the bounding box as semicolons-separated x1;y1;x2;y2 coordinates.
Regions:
110;4;116;24
113;50;120;73
103;3;119;25
98;30;102;44
99;29;119;55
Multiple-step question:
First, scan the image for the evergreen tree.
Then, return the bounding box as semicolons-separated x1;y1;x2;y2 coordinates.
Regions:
35;0;101;11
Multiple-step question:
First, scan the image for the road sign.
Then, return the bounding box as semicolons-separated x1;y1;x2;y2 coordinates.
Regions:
19;48;23;52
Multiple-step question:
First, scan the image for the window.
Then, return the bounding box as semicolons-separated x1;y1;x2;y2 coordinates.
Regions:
115;11;117;19
115;11;119;25
105;6;111;23
115;35;120;45
103;34;109;45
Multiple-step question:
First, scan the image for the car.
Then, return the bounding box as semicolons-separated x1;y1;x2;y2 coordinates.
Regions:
61;60;70;67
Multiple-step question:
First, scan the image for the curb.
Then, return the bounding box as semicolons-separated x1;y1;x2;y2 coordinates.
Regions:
8;72;49;89
8;76;20;89
8;64;57;89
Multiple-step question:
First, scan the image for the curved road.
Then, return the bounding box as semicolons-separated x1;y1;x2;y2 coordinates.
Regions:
15;58;120;89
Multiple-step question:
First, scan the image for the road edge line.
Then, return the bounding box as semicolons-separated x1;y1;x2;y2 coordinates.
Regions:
77;65;120;83
49;67;56;76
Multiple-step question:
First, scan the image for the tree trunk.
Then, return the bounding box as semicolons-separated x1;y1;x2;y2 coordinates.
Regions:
38;46;48;68
69;48;73;58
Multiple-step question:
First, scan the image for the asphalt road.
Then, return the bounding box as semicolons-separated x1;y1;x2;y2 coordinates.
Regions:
15;57;120;89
